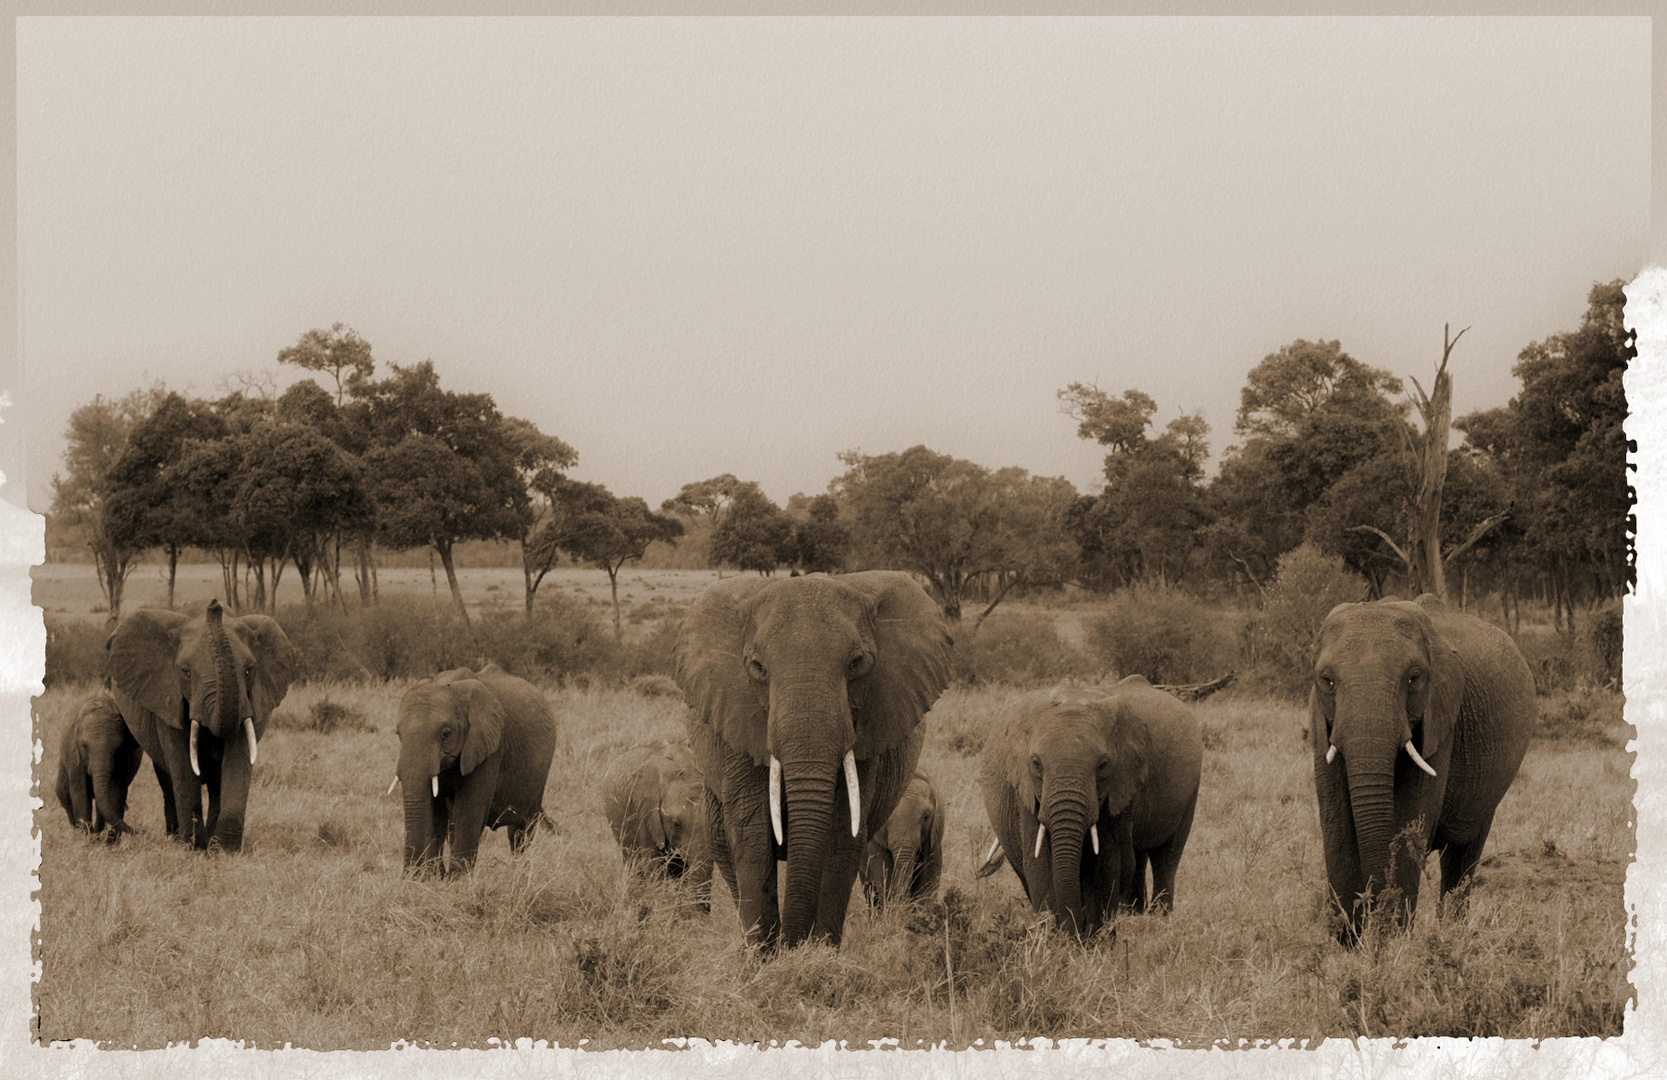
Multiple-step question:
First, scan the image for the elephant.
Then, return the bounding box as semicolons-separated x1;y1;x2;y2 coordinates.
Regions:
859;770;944;910
393;664;558;875
1311;594;1534;942
980;677;1203;937
601;740;713;904
676;570;953;950
54;691;144;842
107;599;297;852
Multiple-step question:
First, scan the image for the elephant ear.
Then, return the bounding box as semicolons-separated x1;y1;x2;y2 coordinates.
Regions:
843;571;953;758
229;615;299;734
675;576;779;765
107;608;193;729
1102;697;1151;818
609;753;669;850
456;680;507;776
1415;616;1465;762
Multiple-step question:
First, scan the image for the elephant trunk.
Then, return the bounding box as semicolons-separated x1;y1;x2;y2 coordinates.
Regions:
778;755;839;948
1044;788;1094;935
205;600;244;741
890;840;921;903
214;739;252;852
1344;761;1398;927
90;762;123;840
398;743;444;870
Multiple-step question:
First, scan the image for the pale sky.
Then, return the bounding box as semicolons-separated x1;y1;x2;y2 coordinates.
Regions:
15;16;1652;511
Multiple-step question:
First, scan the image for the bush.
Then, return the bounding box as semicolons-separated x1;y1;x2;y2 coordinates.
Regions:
1083;582;1238;685
473;593;616;682
1244;543;1369;699
953;613;1095;686
44;619;109;688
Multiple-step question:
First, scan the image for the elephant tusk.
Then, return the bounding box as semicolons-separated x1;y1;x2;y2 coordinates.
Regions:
769;756;783;846
1090;823;1100;855
189;719;201;777
245;718;258;765
1406;740;1437;777
431;775;439;799
984;837;1001;863
386;776;399;797
844;750;860;837
1034;820;1047;859
1325;744;1337;765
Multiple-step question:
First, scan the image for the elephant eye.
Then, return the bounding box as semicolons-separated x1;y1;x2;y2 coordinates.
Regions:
846;653;872;679
1317;673;1335;693
1029;754;1043;776
180;667;191;681
746;657;768;682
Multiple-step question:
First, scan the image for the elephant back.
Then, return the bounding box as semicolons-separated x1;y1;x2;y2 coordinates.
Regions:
475;669;559;797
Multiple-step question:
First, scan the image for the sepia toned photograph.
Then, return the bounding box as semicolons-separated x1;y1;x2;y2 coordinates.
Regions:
14;12;1651;1068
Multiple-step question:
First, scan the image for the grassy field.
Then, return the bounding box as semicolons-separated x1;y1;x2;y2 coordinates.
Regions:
34;666;1632;1048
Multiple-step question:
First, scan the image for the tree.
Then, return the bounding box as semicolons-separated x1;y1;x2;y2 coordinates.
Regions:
105;392;229;608
277;323;376;405
501;416;580;611
1456;280;1632;626
538;480;684;639
709;486;795;574
785;493;851;574
350;361;529;624
1058;384;1211;588
834;445;1078;628
662;474;750;573
51;386;167;622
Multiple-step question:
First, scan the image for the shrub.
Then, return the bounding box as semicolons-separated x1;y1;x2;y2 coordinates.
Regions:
1244;543;1369;699
473;594;616;682
953;613;1095;686
1083;582;1237;685
44;619;108;688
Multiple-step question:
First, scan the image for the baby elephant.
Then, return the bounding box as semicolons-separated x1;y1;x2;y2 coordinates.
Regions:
981;677;1203;937
393;665;558;875
602;741;712;906
860;771;944;909
55;691;144;842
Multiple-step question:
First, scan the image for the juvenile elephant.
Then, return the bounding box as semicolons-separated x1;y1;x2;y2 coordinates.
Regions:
54;691;144;842
676;571;953;950
860;770;944;910
107;599;297;852
981;677;1203;937
393;664;558;874
602;740;712;903
1312;595;1534;942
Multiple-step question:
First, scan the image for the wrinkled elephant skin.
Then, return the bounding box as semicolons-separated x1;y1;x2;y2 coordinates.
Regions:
1311;595;1534;943
676;571;952;950
55;691;144;843
981;677;1203;937
396;665;558;875
860;770;944;910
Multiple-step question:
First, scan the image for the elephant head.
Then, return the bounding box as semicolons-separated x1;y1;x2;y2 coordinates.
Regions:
107;600;296;851
1311;599;1464;933
603;741;711;885
395;671;509;871
677;570;952;949
999;684;1149;935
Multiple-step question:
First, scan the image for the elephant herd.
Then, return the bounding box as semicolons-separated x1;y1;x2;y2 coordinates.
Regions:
55;573;1538;953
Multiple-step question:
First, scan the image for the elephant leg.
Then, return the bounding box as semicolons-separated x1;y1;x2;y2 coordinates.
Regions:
917;845;942;904
720;753;779;947
151;760;180;837
448;763;500;873
812;829;865;945
703;787;738;906
507;822;530;853
1146;792;1197;915
1434;809;1498;915
156;728;207;848
1130;851;1152;912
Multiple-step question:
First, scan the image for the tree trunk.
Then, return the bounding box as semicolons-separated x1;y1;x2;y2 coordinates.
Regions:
166;544;180;609
434;540;471;626
607;564;623;640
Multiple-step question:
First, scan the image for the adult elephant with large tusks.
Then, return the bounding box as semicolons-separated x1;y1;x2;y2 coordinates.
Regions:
1311;594;1534;943
107;599;297;852
393;664;558;875
676;571;952;950
980;677;1202;937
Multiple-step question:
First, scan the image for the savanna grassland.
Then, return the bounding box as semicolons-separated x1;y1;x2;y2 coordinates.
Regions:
34;607;1633;1049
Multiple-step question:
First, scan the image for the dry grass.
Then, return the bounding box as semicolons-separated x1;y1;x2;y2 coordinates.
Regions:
34;669;1631;1048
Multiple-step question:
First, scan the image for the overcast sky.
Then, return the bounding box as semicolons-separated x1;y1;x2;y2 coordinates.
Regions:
16;15;1651;512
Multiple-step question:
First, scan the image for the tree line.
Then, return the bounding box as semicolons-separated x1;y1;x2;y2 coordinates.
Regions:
52;281;1631;636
